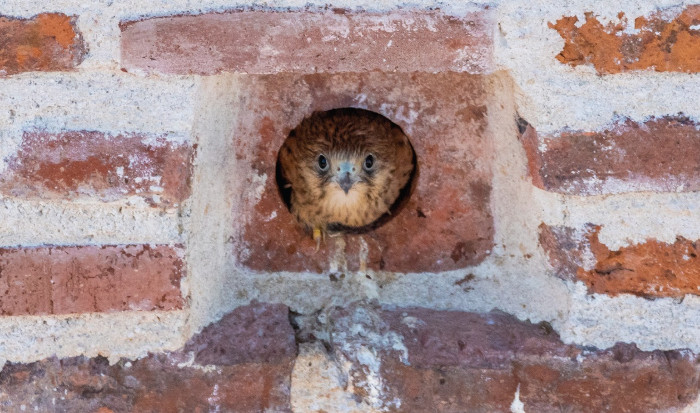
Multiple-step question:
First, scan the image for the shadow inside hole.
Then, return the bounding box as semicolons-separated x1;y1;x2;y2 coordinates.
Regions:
275;107;418;234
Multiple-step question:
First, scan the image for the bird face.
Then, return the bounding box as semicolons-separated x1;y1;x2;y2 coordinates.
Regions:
308;150;382;228
276;108;416;242
315;152;375;195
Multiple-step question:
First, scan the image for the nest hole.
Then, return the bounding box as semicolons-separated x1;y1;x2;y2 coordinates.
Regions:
275;107;418;234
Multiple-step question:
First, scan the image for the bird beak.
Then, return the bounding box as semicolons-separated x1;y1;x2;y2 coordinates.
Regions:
338;174;354;194
337;161;358;194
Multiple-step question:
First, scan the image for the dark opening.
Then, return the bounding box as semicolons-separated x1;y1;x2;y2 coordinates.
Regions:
276;107;417;234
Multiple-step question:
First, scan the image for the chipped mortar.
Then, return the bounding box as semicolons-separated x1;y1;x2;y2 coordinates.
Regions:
0;0;698;369
495;0;700;133
0;69;196;363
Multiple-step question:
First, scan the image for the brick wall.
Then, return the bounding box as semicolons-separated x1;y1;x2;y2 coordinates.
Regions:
0;1;699;411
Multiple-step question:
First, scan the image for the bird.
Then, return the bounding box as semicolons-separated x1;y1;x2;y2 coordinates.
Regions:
276;108;416;249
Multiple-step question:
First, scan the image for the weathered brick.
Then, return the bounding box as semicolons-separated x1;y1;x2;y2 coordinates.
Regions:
578;234;700;297
0;244;184;316
0;131;194;206
0;302;295;412
540;223;700;298
233;72;493;273
0;13;86;75
521;116;700;195
120;9;492;75
184;302;296;365
326;303;700;412
550;7;700;74
538;222;598;282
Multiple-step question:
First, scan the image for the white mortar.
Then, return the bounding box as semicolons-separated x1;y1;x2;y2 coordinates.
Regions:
0;199;181;247
0;310;187;365
0;72;196;144
0;0;698;366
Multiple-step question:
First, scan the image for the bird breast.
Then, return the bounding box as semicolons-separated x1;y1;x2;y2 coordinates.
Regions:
318;184;381;227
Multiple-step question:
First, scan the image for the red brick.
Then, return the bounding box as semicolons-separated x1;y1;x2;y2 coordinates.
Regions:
326;304;700;412
540;223;700;298
120;9;492;75
0;13;86;75
0;302;295;412
232;72;493;273
130;361;292;413
0;244;184;316
521;116;700;195
184;302;296;365
550;7;700;74
0;130;194;206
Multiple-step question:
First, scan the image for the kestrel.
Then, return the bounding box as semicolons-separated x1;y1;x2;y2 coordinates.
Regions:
276;108;416;248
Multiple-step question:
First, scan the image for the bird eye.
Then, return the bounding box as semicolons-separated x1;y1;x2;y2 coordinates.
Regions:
363;154;375;171
317;154;329;171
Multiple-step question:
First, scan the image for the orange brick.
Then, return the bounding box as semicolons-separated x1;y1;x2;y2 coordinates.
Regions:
0;13;86;75
550;7;700;74
579;230;700;298
540;223;700;298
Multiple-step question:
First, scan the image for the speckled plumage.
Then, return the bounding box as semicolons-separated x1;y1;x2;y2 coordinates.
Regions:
277;108;415;241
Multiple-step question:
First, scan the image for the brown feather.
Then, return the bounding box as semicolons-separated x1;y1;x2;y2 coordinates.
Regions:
277;108;415;234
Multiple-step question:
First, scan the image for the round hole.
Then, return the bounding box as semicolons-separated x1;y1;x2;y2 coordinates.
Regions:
276;108;417;234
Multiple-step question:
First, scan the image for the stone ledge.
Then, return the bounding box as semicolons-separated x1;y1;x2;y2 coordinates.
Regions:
306;302;700;411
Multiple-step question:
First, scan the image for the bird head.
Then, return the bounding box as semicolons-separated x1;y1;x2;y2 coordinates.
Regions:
277;108;415;230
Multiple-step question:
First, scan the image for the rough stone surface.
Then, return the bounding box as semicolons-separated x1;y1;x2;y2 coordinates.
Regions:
0;244;184;316
540;223;700;298
120;9;492;75
0;13;86;76
538;222;597;282
383;309;577;368
550;7;700;74
232;72;493;273
323;303;700;412
184;302;296;365
521;116;700;195
580;230;700;298
0;302;295;412
0;130;194;206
